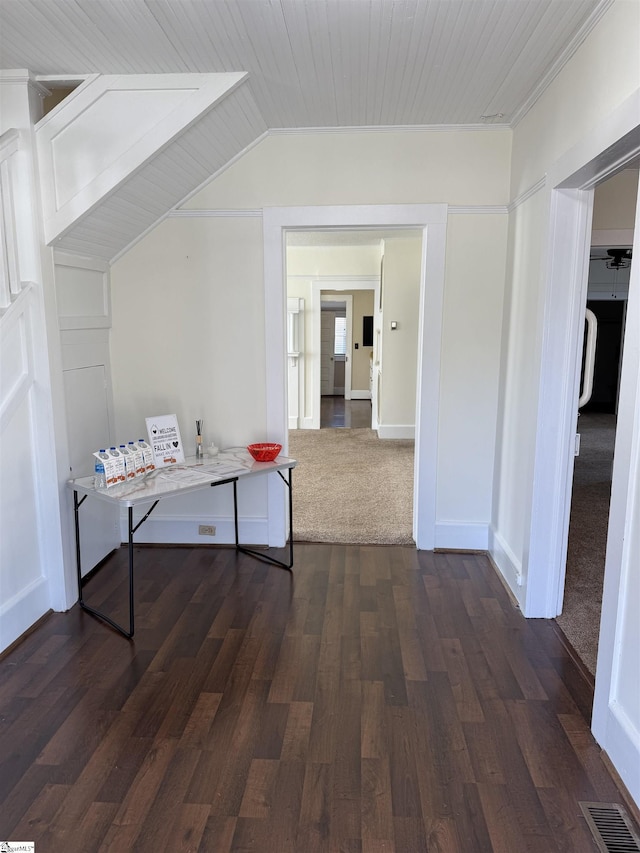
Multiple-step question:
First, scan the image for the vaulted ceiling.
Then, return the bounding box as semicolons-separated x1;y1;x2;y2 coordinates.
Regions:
1;0;610;129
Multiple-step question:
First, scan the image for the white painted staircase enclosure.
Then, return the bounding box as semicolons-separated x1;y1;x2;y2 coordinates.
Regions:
36;72;266;260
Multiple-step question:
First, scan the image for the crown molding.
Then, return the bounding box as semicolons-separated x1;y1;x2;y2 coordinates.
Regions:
269;123;511;135
510;0;615;128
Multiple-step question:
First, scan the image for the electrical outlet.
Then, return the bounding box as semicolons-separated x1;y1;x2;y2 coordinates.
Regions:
199;524;216;536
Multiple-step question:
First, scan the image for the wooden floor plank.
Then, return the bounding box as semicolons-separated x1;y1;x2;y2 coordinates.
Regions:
0;543;632;851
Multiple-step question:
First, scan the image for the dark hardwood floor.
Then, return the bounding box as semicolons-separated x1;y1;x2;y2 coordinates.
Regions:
321;397;372;429
0;543;628;852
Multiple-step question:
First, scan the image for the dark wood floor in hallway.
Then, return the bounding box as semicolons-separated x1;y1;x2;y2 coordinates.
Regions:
321;396;372;428
0;544;627;852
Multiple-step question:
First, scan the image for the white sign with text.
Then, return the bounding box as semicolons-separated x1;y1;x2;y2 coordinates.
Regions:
145;414;185;468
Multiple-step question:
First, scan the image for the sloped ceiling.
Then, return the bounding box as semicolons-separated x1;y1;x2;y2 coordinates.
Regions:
36;74;266;260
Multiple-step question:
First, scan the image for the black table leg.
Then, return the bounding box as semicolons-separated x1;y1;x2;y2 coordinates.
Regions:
75;494;159;639
232;469;294;571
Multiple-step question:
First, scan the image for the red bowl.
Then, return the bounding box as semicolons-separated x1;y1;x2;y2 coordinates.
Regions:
247;442;282;462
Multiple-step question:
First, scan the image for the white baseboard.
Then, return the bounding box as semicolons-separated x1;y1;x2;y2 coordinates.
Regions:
488;525;524;602
435;521;489;551
377;424;415;440
351;390;371;400
599;702;640;807
288;416;298;429
119;513;269;546
301;416;316;430
0;576;51;654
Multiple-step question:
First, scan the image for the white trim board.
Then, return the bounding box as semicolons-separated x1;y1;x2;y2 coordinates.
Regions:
526;90;640;619
488;525;523;591
264;204;447;551
509;0;614;128
0;577;51;652
436;522;489;552
270;124;510;135
377;425;414;440
310;279;378;428
508;178;546;212
519;86;640;806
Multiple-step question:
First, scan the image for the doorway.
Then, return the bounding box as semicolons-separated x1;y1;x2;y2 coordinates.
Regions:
320;293;371;428
285;229;421;544
263;204;448;550
524;104;640;792
321;294;351;395
555;175;635;675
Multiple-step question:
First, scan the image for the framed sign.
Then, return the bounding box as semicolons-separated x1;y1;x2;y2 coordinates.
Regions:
145;414;185;467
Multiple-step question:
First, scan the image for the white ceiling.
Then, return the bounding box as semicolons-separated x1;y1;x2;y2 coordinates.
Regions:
0;0;610;129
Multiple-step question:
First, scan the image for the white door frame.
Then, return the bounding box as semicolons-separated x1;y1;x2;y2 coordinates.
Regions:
320;302;338;395
264;204;448;550
312;280;377;427
320;294;352;399
526;94;640;618
525;92;640;801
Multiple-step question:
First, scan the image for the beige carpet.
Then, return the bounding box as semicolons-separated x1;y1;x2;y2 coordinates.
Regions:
556;413;615;675
288;428;414;544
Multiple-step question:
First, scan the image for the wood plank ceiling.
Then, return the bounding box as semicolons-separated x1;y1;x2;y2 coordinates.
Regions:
0;0;611;260
1;0;609;129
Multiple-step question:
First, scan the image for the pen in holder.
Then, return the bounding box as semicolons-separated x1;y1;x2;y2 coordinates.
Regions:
195;419;204;459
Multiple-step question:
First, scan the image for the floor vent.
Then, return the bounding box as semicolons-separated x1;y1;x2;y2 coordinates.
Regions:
579;802;640;853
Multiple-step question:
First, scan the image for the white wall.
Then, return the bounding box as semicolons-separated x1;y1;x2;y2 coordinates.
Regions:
378;235;421;436
55;251;121;571
286;244;382;278
184;129;511;208
510;1;640;197
348;290;375;391
0;73;71;652
491;0;640;804
493;0;640;603
592;183;640;806
439;214;507;543
111;129;511;547
492;189;548;580
110;215;273;544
